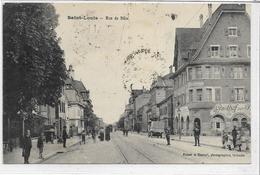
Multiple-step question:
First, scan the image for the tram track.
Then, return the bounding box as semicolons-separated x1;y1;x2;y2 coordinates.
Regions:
112;134;156;164
115;133;198;163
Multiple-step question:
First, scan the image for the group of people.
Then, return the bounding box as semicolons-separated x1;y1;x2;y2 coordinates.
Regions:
21;125;112;164
222;126;250;151
21;129;44;164
122;129;129;136
163;122;200;146
162;122;250;152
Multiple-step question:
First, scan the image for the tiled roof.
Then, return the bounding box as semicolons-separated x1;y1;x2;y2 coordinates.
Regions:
175;28;202;59
72;80;88;93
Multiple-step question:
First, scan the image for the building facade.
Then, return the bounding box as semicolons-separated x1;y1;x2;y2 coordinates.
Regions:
157;95;174;132
171;4;250;136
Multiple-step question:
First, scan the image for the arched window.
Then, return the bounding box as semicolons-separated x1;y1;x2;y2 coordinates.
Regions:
241;118;247;128
212;115;225;131
232;118;239;127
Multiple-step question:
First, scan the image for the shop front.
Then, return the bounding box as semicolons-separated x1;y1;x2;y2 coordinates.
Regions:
210;103;250;135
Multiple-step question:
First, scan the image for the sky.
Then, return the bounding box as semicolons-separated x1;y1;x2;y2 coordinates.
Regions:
54;3;235;124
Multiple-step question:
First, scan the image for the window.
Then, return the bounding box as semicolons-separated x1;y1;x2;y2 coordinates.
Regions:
188;67;193;81
210;45;220;58
228;27;238;37
241;118;247;128
216;122;220;129
205;88;212;101
215;88;221;102
234;88;244;101
214;66;221;79
189;89;193;102
196;89;203;101
233;67;243;79
183;72;187;83
195;66;202;79
247;45;251;58
229;45;238;58
205;66;212;79
182;94;186;105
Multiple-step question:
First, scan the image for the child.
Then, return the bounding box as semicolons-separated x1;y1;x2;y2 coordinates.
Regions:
37;133;44;159
236;131;242;151
222;131;228;149
226;132;233;150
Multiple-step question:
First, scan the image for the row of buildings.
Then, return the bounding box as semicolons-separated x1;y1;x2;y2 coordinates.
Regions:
4;65;103;144
119;4;251;136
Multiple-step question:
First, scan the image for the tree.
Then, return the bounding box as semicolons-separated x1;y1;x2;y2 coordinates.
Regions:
3;3;67;118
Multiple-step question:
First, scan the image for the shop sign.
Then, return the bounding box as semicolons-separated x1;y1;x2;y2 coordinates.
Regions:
210;103;250;118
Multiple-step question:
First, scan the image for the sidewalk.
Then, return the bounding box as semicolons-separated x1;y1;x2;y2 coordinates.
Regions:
171;135;223;148
132;132;223;148
3;136;81;164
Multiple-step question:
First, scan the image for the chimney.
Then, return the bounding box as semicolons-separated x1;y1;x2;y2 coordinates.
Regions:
169;65;173;73
199;14;203;28
208;4;212;23
68;64;75;80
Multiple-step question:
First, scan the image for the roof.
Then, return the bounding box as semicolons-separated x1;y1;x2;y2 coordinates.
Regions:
171;4;247;78
64;78;90;103
72;80;88;93
157;95;173;107
151;74;174;89
175;28;202;59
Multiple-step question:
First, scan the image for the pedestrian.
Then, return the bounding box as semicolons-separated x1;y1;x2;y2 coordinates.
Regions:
232;126;238;149
81;130;86;144
105;126;111;141
244;127;250;151
165;127;171;145
91;128;96;143
62;126;68;148
125;129;128;137
69;126;73;138
193;122;200;146
99;127;104;141
226;132;233;150
123;129;125;136
22;130;32;164
37;133;44;159
236;130;242;152
222;130;228;149
8;139;14;152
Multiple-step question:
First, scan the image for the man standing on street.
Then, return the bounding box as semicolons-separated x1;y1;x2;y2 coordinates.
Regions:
62;126;68;148
81;130;86;144
165;127;171;145
193;122;201;146
232;126;238;149
22;130;32;164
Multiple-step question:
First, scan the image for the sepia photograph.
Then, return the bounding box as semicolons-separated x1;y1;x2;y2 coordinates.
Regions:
1;1;258;170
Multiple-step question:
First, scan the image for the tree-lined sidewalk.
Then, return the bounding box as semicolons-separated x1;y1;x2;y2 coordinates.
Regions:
3;137;81;164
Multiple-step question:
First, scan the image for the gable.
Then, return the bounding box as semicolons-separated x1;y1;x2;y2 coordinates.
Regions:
195;11;250;62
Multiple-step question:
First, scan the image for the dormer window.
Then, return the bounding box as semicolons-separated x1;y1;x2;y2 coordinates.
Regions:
228;27;238;37
210;45;220;58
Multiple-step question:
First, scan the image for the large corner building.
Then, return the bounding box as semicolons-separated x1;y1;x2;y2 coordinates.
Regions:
171;4;251;136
